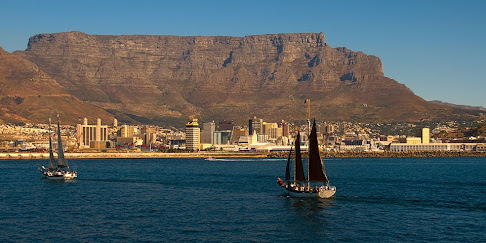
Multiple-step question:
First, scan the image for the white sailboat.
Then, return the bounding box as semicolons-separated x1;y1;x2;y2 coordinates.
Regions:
277;120;336;198
39;115;77;180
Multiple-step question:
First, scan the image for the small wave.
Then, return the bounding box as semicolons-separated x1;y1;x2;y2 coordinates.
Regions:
337;195;486;212
182;227;204;233
78;178;166;186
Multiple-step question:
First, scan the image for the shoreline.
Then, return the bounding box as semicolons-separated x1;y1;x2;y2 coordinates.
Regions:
0;151;484;160
0;152;269;160
271;151;486;158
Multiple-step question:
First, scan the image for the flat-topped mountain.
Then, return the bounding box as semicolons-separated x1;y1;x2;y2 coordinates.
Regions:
4;31;477;125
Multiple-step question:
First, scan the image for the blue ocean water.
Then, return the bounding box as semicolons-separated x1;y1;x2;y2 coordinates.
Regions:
0;157;485;242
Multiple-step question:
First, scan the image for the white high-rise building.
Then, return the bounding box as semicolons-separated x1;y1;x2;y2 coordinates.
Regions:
186;119;200;151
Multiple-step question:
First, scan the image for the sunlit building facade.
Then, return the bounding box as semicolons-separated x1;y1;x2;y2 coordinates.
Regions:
186;119;200;151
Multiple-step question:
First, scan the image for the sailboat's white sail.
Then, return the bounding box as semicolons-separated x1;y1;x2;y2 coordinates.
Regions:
56;114;69;168
39;114;77;180
48;118;56;170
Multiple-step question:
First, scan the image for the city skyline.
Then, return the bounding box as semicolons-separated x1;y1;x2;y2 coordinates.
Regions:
2;114;484;154
1;0;485;107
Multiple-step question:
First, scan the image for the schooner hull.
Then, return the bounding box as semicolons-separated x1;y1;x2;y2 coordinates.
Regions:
44;174;77;180
284;188;319;198
280;185;336;198
318;188;336;198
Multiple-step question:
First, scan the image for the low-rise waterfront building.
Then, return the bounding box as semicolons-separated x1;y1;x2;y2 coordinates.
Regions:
477;143;486;151
390;143;480;152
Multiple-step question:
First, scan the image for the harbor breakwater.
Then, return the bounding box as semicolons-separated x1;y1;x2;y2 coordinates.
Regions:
0;152;269;160
270;151;486;158
0;151;484;160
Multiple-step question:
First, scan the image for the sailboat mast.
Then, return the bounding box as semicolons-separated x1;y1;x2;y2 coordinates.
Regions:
307;98;311;189
293;142;296;185
56;114;68;168
307;98;311;134
48;118;56;170
307;168;310;188
293;128;296;184
293;132;306;184
307;153;310;188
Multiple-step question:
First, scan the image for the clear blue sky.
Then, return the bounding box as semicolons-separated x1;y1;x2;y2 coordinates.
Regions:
1;0;485;107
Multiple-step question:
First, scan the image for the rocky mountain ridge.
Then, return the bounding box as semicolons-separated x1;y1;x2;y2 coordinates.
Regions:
0;31;479;125
0;46;113;124
429;100;486;112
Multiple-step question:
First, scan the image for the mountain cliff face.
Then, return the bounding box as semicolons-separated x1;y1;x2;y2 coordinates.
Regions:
10;31;462;125
0;46;113;124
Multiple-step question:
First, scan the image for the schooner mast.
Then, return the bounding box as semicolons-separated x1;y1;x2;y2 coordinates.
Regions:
293;132;306;185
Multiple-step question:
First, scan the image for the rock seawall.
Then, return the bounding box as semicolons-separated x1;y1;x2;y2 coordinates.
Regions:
270;151;486;158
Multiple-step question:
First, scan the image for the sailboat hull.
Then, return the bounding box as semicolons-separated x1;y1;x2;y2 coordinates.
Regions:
284;188;320;198
61;172;77;180
41;170;77;180
44;174;65;180
280;184;336;198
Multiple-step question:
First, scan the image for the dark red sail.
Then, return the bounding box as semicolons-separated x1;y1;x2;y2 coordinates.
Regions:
308;120;328;182
294;132;306;183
